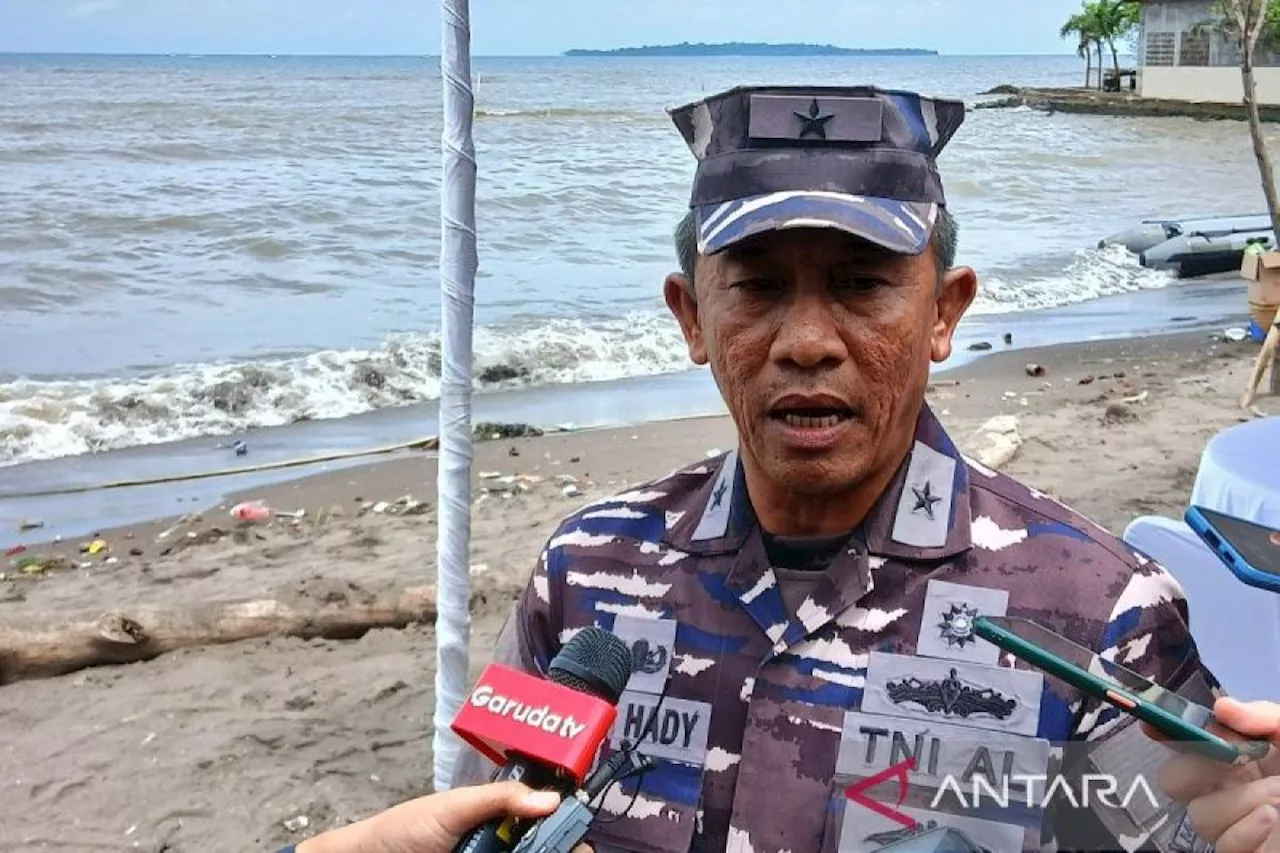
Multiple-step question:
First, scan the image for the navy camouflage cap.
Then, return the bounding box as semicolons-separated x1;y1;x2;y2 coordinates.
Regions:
667;84;965;256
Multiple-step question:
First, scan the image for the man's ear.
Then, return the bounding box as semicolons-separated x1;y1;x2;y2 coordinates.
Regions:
930;265;978;364
663;273;707;365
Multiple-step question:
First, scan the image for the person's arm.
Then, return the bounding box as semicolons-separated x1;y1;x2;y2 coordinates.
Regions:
1061;556;1220;850
277;780;568;853
450;537;566;788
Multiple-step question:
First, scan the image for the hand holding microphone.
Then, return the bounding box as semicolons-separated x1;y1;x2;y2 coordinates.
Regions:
292;780;591;853
449;626;641;853
289;626;638;853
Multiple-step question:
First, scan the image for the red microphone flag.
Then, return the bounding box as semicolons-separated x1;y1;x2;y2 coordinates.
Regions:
451;662;619;785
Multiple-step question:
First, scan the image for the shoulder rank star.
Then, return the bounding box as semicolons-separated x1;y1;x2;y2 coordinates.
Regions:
938;602;978;648
711;478;727;509
912;480;943;520
885;668;1018;720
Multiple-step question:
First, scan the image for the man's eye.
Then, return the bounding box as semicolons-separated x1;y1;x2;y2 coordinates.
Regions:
834;276;885;293
731;278;782;293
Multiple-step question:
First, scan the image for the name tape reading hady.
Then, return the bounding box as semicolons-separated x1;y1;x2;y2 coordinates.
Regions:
467;683;590;740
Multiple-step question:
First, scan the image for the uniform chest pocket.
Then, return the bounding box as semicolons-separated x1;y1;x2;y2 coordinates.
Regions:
585;749;705;853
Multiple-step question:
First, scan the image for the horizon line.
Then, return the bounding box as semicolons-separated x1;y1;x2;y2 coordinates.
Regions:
0;49;1095;59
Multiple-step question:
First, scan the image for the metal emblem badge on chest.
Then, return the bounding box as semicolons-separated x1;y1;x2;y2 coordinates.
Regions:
610;614;678;695
914;579;1009;666
861;651;1044;738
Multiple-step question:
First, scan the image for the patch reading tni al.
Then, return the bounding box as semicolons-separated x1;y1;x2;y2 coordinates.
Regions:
836;710;1051;790
915;580;1009;666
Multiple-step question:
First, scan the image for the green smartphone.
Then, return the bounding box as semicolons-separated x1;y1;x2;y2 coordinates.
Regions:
971;615;1271;764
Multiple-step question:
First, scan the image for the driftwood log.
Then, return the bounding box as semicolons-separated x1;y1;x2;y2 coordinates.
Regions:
0;584;437;685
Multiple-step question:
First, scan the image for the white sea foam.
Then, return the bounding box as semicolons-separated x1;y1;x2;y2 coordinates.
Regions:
0;246;1175;467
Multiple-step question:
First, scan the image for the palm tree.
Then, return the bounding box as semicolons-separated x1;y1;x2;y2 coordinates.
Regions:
1062;0;1140;89
1060;12;1095;86
1092;0;1141;78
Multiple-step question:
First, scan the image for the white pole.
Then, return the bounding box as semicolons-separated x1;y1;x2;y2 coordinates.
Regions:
433;0;477;791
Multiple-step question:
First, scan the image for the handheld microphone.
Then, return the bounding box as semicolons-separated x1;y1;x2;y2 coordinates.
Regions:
450;627;634;853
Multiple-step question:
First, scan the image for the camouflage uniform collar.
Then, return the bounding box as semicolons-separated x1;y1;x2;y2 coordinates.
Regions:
664;403;971;562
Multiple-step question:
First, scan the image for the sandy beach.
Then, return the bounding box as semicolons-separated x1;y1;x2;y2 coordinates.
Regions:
1;329;1276;852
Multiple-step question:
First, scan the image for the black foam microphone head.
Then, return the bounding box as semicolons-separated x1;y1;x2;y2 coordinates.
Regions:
547;626;633;705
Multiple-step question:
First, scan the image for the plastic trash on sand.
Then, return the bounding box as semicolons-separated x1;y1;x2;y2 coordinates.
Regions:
230;501;272;522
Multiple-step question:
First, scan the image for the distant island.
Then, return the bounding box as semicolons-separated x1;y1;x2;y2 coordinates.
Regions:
563;42;938;58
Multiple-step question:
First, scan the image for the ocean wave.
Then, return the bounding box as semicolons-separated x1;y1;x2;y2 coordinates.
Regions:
0;244;1172;466
970;243;1174;315
0;311;691;465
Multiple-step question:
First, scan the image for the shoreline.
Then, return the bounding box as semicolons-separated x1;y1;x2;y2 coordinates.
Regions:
2;325;1258;557
975;84;1280;122
2;325;1276;850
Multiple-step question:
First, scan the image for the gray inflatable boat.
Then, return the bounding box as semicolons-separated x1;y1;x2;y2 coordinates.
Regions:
1139;227;1274;278
1100;212;1272;254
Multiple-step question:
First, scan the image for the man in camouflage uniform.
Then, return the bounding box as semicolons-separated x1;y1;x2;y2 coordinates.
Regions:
450;85;1274;853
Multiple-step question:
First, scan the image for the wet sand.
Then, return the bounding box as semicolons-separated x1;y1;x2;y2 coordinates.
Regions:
1;329;1275;852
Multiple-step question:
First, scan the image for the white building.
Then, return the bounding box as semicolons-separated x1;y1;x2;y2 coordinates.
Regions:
1138;0;1280;104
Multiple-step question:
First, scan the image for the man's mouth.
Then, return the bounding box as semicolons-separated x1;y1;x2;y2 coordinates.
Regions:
770;407;854;429
767;393;857;430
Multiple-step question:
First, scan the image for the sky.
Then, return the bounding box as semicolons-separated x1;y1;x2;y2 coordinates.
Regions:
1;0;1094;56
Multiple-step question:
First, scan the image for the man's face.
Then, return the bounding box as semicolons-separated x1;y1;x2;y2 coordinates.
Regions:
664;226;977;503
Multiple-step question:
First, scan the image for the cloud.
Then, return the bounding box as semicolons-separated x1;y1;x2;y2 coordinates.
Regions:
67;0;118;18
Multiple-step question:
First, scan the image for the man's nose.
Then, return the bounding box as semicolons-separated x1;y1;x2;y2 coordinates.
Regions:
770;292;849;369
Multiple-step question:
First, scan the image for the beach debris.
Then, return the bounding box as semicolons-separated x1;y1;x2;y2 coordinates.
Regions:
5;545;25;558
10;553;74;577
1224;327;1249;342
373;495;429;516
156;514;200;541
16;519;42;533
1103;402;1140;424
283;816;310;833
706;448;723;457
130;547;144;557
509;446;520;457
1003;332;1014;346
1122;390;1150;405
972;415;1023;469
570;456;580;463
230;501;272;523
233;439;248;456
968;342;993;351
562;484;582;498
478;471;502;479
1025;363;1045;377
473;422;543;441
1078;375;1096;385
81;539;108;556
